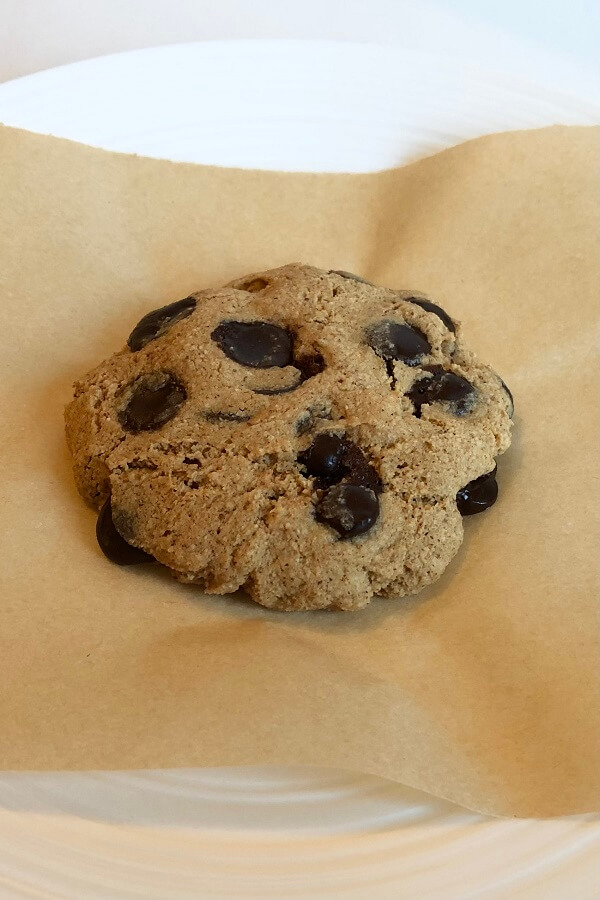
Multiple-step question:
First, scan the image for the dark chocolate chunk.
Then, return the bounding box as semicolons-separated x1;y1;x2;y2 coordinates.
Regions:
329;270;374;285
407;366;475;417
498;376;514;418
299;434;382;493
299;433;346;478
405;296;456;333
96;497;154;565
456;466;498;516
119;372;186;432
127;296;197;351
211;321;293;368
315;484;379;538
366;320;431;367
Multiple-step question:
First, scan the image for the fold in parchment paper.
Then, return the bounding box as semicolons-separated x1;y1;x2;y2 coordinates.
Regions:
0;124;597;817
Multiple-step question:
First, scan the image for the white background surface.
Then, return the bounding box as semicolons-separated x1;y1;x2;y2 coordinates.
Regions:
1;0;599;86
0;4;599;900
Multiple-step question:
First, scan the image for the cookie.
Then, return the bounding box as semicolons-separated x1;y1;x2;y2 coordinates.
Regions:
65;263;513;611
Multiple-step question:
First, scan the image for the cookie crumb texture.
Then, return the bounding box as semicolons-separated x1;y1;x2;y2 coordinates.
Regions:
65;264;513;611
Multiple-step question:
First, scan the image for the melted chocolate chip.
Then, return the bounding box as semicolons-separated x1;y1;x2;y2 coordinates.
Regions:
299;433;382;493
366;320;431;367
96;497;154;565
405;296;456;333
329;270;374;285
316;484;379;538
127;296;197;352
211;321;293;368
118;372;186;432
456;466;498;516
407;366;475;417
498;376;514;418
299;433;346;478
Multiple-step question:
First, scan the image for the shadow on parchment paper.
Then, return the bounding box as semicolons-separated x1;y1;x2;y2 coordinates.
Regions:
38;361;557;818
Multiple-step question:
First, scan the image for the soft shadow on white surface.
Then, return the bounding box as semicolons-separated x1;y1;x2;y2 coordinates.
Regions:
0;768;467;830
0;769;597;900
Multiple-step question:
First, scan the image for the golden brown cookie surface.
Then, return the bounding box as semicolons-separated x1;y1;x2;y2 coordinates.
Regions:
65;263;513;611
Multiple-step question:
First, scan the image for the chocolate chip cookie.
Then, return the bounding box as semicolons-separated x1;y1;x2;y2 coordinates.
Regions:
65;263;513;611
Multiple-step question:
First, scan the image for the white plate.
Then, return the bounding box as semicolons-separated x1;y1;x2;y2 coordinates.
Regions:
0;40;598;900
0;40;598;172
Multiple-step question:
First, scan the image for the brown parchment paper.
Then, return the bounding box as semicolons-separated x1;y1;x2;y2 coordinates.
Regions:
0;124;598;818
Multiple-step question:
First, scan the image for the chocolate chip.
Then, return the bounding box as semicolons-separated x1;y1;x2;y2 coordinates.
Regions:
211;321;293;368
456;466;498;516
299;433;382;493
316;484;379;538
96;497;154;565
498;376;514;418
127;296;197;351
118;372;187;432
299;433;346;478
330;270;374;285
366;320;431;367
405;296;456;333
407;366;475;417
